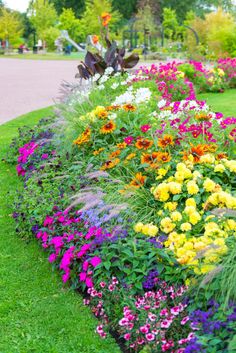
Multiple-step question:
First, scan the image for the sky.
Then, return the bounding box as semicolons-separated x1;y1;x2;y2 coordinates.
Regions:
4;0;30;12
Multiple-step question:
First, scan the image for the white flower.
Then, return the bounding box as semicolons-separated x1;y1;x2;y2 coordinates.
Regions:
114;72;121;77
113;91;134;105
97;84;105;90
111;82;119;90
134;87;152;104
93;73;100;82
99;75;109;84
158;99;167;109
105;66;114;75
109;113;117;120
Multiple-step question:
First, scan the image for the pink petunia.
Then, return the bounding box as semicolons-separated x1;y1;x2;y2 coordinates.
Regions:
90;256;102;267
124;136;134;145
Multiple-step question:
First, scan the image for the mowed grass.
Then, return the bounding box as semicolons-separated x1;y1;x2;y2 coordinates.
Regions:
0;107;121;353
198;88;236;116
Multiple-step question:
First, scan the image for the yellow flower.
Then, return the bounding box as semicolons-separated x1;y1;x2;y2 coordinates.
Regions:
148;224;159;237
134;222;143;233
180;222;192;232
189;212;201;225
164;202;178;211
157;168;168;177
192;170;202;179
217;68;225;77
214;164;225;173
187;180;199;195
194;241;206;251
160;217;176;233
199;154;215;164
142;224;150;235
225;219;236;231
203;178;216;192
224;160;236;173
171;211;182;222
184;206;196;215
168;182;182;194
185;198;196;208
175;171;185;182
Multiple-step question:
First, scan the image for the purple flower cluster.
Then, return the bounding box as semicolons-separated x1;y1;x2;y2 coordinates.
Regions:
143;269;159;290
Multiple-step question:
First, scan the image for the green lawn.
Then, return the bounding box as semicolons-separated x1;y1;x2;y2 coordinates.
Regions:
198;89;236;116
0;107;120;353
1;52;84;61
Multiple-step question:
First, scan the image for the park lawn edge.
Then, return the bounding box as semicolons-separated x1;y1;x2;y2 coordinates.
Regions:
0;107;121;353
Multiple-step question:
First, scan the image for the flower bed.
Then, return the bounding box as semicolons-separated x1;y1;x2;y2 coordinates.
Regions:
9;60;236;353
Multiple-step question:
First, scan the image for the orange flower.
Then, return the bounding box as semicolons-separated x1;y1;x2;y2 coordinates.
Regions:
73;128;91;146
129;172;147;188
203;144;217;153
116;142;127;149
100;158;120;170
101;12;111;27
141;152;159;164
106;105;120;111
183;144;206;163
135;138;153;150
126;153;136;161
92;35;99;45
97;110;108;119
93;147;105;156
109;150;121;158
216;152;228;160
195;112;212;121
156;152;171;163
123;104;136;112
100;120;116;134
158;135;174;149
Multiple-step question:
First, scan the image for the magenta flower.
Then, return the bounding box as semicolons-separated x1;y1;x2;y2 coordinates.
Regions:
90;256;102;267
140;124;151;133
124;136;134;144
48;253;57;263
79;272;87;281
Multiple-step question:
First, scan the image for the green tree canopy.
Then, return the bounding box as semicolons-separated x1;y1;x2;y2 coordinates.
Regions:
0;7;23;45
49;0;85;17
78;0;121;40
58;8;80;39
28;0;58;47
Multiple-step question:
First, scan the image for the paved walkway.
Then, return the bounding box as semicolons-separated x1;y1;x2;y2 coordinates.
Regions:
0;58;78;124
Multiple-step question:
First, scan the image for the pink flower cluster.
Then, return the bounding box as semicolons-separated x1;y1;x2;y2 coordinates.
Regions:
16;141;38;176
36;209;109;287
88;277;193;352
218;58;236;87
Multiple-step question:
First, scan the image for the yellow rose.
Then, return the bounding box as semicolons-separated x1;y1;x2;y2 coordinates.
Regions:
164;202;178;211
199;154;215;164
184;206;196;215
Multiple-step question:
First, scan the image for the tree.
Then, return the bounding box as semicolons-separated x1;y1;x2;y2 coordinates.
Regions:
162;8;179;39
135;2;157;32
112;0;138;20
78;0;121;40
49;0;85;17
0;7;23;46
58;8;80;39
138;0;161;24
28;0;58;48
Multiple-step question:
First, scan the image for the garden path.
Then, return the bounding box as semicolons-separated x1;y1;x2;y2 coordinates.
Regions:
0;58;78;124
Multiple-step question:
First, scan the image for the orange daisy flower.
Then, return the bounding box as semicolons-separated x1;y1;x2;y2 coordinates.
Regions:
156;152;171;163
195;112;212;121
135;138;153;150
216;152;228;160
158;135;174;149
109;150;121;158
106;105;120;111
100;121;116;134
125;153;136;161
93;148;105;156
203;144;217;153
183;144;206;163
97;110;108;119
116;142;127;149
129;172;147;188
123;104;136;112
100;158;120;170
141;152;159;164
73;128;91;146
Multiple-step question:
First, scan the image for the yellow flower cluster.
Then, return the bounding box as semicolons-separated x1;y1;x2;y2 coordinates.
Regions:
149;160;236;274
134;222;158;237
